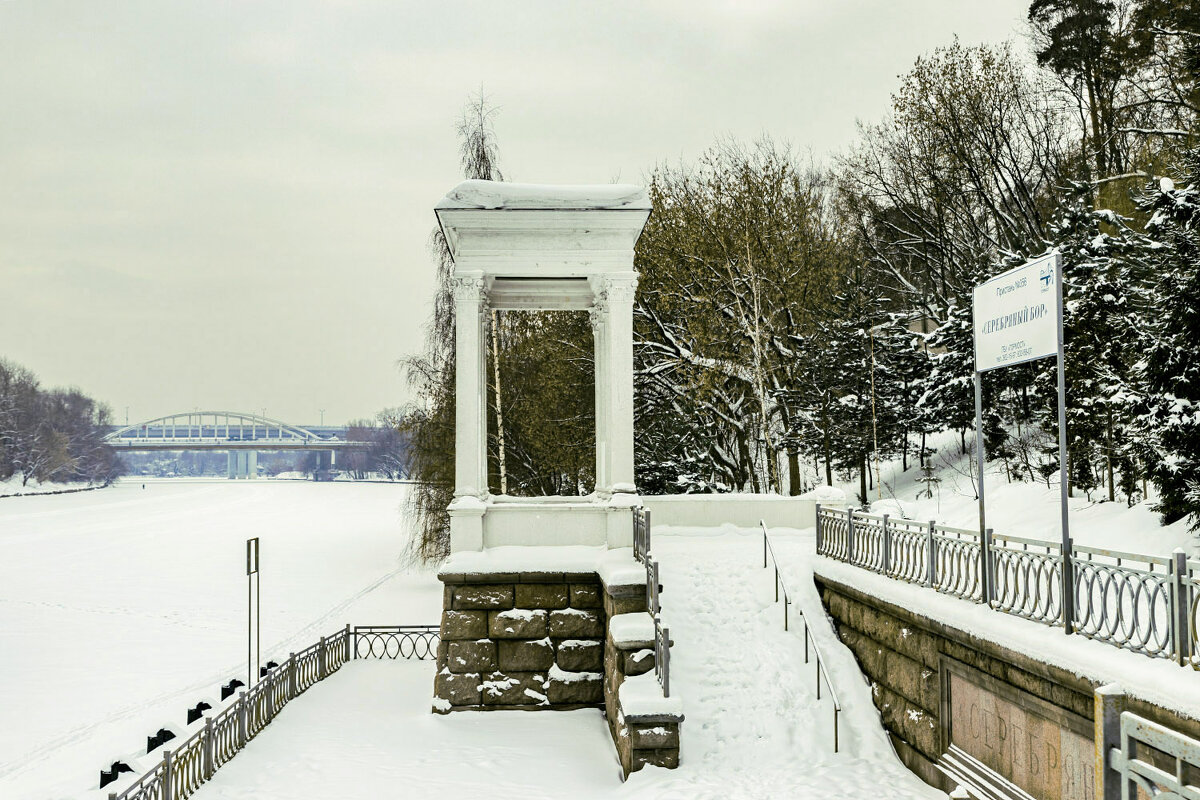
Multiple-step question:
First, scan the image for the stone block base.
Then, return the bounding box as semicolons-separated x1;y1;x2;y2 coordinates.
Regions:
434;571;606;713
433;556;682;779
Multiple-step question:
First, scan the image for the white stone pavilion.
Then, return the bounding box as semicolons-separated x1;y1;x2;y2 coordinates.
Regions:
434;180;652;552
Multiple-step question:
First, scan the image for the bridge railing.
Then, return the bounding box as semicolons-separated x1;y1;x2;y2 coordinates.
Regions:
107;624;439;800
816;505;1200;669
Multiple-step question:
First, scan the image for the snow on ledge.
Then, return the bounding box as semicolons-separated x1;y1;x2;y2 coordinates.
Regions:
610;613;655;647
440;545;646;590
814;556;1200;720
441;545;606;576
436;179;650;211
618;671;683;719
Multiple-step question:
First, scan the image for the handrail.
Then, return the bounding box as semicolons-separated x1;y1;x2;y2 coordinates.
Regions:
107;623;439;800
760;520;841;753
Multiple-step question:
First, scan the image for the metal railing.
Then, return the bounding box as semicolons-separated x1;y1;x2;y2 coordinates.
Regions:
817;505;1200;668
633;506;651;564
108;624;438;800
654;616;671;698
1097;684;1200;800
761;521;841;752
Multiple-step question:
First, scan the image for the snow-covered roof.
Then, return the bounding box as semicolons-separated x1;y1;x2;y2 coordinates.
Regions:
435;180;650;211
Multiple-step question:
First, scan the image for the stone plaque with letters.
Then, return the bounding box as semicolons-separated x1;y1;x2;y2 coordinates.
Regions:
940;658;1093;800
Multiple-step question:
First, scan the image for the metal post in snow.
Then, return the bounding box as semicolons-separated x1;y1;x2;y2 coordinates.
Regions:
982;528;994;606
1053;252;1074;634
345;623;352;662
847;509;856;564
881;514;891;576
926;521;936;587
162;749;173;800
203;716;213;779
1094;683;1125;800
288;653;296;699
237;691;247;745
1172;550;1191;666
974;371;989;606
319;635;326;680
815;503;823;554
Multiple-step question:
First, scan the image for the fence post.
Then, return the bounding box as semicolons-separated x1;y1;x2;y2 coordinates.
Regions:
926;521;936;588
203;716;214;779
350;624;357;660
980;527;993;606
847;508;856;564
763;524;768;569
1063;535;1075;634
319;635;327;680
645;507;652;557
288;653;297;699
881;514;891;576
1172;549;1191;666
162;749;173;800
815;503;823;554
237;691;247;745
1094;683;1125;800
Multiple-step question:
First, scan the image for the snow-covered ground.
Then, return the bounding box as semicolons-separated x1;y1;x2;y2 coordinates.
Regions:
824;430;1194;557
190;526;939;800
0;479;439;800
7;451;1192;800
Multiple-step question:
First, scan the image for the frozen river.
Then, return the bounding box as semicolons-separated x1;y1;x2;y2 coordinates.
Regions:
0;479;441;799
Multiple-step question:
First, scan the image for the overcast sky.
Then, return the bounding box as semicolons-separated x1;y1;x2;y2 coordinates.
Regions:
0;0;1030;427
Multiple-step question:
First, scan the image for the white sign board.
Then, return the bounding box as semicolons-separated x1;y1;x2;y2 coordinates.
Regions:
973;253;1061;372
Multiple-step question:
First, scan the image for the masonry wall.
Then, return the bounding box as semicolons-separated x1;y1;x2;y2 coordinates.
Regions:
816;573;1200;793
433;566;682;778
434;573;605;711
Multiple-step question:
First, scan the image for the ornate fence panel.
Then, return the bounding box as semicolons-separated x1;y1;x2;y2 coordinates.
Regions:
1187;559;1200;669
1072;546;1173;658
169;728;206;799
816;506;851;561
851;513;887;572
109;624;434;800
815;506;1200;668
209;701;240;772
352;625;440;660
989;532;1063;624
883;517;930;584
931;526;981;601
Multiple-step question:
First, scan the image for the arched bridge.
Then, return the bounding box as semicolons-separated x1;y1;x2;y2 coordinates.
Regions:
105;411;369;478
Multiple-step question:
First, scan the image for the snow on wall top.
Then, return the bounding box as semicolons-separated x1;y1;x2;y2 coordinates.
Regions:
436;180;651;211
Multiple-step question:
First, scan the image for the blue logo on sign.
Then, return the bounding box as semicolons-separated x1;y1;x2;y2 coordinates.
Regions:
1039;264;1054;292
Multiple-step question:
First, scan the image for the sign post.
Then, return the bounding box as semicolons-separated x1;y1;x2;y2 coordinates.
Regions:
246;537;260;686
972;252;1071;631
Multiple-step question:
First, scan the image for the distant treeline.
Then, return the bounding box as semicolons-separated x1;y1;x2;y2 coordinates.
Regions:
0;359;123;486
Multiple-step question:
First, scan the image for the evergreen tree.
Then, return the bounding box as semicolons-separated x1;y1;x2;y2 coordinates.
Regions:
1137;155;1200;528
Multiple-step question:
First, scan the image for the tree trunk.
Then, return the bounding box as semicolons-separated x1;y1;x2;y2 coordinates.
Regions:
859;453;868;507
1106;409;1115;503
787;451;801;496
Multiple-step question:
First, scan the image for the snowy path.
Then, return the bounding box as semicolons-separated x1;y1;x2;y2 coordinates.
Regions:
187;526;943;800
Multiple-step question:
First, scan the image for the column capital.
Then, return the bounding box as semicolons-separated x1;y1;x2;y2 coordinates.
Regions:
600;273;639;302
450;275;486;303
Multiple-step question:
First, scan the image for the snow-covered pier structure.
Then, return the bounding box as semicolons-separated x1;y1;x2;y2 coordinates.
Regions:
431;180;682;776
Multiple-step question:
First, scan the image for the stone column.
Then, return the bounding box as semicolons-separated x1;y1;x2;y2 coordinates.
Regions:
452;275;487;499
602;273;638;495
590;294;610;497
